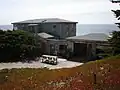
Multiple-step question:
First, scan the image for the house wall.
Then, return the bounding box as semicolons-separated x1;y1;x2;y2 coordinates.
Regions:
67;41;74;52
13;23;76;39
66;39;98;60
13;24;29;31
39;23;61;38
61;23;76;39
46;39;68;55
41;23;76;39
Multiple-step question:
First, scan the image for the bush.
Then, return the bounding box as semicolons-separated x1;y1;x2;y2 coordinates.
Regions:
0;30;41;62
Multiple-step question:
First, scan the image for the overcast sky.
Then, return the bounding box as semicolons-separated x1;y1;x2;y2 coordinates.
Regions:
0;0;119;24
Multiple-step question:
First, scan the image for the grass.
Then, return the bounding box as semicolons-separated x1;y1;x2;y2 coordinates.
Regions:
0;55;120;90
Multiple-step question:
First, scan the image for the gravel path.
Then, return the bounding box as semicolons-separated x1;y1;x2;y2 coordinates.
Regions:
0;58;83;70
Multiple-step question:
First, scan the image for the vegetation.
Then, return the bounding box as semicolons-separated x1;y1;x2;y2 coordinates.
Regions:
108;8;120;55
0;30;41;62
0;55;120;89
108;31;120;55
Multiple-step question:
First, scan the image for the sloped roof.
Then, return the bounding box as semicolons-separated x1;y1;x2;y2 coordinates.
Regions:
67;33;109;42
38;32;54;39
12;18;78;24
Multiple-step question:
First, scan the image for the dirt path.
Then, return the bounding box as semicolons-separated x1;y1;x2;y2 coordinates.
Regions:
0;58;83;70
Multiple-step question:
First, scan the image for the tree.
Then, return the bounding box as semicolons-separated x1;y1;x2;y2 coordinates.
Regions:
110;0;120;3
108;31;120;55
109;1;120;55
0;30;41;62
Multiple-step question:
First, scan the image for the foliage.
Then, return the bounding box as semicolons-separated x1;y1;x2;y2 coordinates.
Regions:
96;46;113;59
109;8;120;55
112;10;120;19
108;31;120;55
0;30;41;62
0;55;120;89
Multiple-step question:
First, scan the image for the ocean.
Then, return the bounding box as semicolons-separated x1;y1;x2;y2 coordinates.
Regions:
0;24;119;35
76;24;119;36
0;25;13;30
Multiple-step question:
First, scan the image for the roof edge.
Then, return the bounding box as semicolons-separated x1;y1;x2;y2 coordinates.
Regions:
12;22;78;24
11;18;78;24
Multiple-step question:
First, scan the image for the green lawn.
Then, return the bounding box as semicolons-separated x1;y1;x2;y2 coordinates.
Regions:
0;55;120;90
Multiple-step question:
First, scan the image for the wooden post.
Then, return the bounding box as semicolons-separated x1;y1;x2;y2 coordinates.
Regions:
93;72;97;84
86;43;91;60
92;43;96;59
86;43;89;60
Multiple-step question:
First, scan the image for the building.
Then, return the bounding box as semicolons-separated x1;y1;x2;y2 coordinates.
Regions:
12;18;109;61
66;33;109;61
12;18;78;56
12;18;77;39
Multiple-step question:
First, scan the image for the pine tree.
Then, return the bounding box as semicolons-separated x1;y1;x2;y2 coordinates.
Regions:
109;1;120;55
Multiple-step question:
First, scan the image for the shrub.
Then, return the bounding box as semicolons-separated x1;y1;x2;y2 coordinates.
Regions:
0;30;41;62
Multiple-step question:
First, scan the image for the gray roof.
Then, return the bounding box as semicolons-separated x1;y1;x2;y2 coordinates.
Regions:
67;33;109;42
12;18;78;24
38;32;54;39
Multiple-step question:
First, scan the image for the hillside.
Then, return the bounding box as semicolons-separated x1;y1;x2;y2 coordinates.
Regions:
0;55;120;90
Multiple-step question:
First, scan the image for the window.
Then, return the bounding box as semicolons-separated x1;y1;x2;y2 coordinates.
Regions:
66;24;69;29
66;31;69;36
53;24;56;28
71;24;74;30
13;26;18;30
14;24;17;27
59;45;67;50
71;24;74;28
21;24;24;27
52;24;56;32
29;26;35;33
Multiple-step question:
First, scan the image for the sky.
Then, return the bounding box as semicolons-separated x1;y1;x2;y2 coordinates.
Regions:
0;0;120;25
